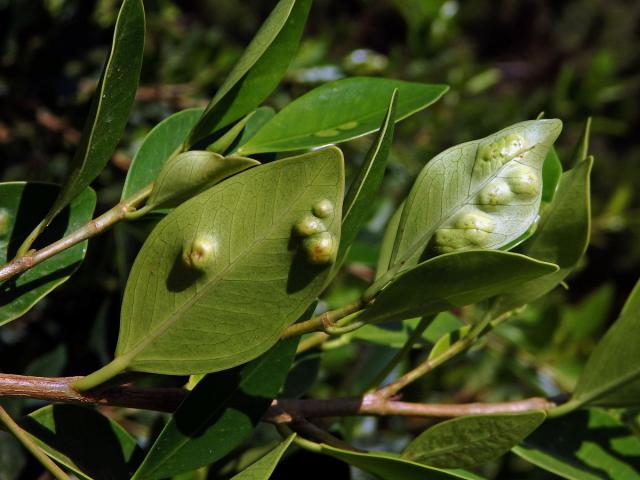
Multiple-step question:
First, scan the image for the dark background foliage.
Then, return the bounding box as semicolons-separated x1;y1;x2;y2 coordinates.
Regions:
1;1;639;478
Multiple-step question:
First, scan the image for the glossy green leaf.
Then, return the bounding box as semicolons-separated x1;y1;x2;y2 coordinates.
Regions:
122;108;204;200
428;325;471;360
336;89;397;268
541;147;562;203
571;277;640;407
206;111;255;154
21;405;142;480
389;119;562;270
360;251;558;324
30;0;144;242
492;157;593;314
237;78;448;155
514;409;640;480
402;411;546;469
570;117;592;166
231;107;276;153
375;200;404;280
146;151;259;209
321;444;486;480
0;183;96;326
132;339;298;480
351;312;463;348
187;0;311;145
230;434;295;479
109;146;344;377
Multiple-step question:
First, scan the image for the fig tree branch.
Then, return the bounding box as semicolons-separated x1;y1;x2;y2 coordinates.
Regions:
0;372;556;420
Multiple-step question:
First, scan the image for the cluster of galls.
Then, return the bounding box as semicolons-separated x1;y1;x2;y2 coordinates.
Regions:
433;134;541;254
293;199;337;265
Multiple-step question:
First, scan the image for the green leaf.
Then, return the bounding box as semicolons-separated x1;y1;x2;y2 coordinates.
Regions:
97;147;343;380
146;151;259;209
122;108;204;200
513;409;640;480
206;111;255;154
236;78;448;155
428;325;471;360
24;0;144;248
570;117;592;166
0;183;96;326
21;405;143;480
336;89;397;268
492;157;593;314
360;251;558;324
541;147;562;203
230;434;295;479
351;312;463;348
402;412;546;469
132;339;298;480
388;119;562;270
375;200;404;280
321;444;486;480
231;107;276;153
187;0;311;145
571;277;640;407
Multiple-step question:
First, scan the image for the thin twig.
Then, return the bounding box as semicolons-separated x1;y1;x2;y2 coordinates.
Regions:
0;405;70;480
281;300;367;340
0;373;556;419
0;184;153;283
377;309;518;398
363;315;434;393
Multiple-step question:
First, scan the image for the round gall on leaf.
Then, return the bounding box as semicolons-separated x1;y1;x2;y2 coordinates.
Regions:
479;179;513;207
312;198;334;218
303;231;336;265
293;214;326;237
183;233;218;271
506;165;540;196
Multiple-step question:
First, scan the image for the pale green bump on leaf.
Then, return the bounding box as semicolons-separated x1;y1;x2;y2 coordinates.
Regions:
114;146;344;375
187;0;311;145
237;78;448;154
389;119;562;270
21;405;142;480
571;277;640;407
360;250;558;324
132;339;299;480
492;157;593;314
402;411;546;469
230;434;296;479
0;183;96;326
321;444;487;480
26;0;144;246
336;89;398;269
513;409;640;480
122;108;204;200
146;150;259;209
